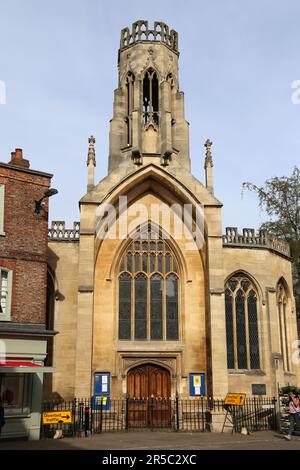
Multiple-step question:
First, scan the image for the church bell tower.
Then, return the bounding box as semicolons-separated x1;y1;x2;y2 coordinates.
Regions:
108;20;191;173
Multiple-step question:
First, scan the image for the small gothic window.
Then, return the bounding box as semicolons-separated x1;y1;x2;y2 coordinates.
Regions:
143;68;159;125
277;280;290;371
125;72;134;146
118;227;179;341
225;273;260;370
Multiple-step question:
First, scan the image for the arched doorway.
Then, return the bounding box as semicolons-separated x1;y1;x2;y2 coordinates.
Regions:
127;364;171;428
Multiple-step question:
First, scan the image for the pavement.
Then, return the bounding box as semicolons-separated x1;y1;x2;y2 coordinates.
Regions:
1;430;300;450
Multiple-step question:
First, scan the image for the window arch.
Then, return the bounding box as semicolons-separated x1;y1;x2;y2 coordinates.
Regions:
277;280;290;371
225;272;260;370
118;231;179;341
143;68;159;125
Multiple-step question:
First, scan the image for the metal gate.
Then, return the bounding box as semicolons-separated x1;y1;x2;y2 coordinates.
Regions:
127;397;171;429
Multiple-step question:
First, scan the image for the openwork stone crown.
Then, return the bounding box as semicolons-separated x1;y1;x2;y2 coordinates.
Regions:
120;20;178;53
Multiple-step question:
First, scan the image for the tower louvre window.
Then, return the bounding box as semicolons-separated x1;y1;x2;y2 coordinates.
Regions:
125;72;134;146
142;68;159;125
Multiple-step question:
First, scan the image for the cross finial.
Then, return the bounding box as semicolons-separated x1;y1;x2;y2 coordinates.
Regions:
87;135;96;166
204;139;213;168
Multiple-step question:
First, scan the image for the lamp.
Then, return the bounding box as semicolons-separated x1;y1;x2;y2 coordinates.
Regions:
35;188;58;214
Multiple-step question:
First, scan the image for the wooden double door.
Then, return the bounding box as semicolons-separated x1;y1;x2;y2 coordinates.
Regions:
127;364;171;428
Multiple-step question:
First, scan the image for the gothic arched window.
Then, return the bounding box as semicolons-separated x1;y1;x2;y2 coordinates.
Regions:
277;280;290;371
225;273;260;370
125;72;134;146
118;230;179;341
143;68;159;125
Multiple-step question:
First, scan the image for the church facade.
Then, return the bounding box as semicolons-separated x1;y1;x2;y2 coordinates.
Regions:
47;21;299;403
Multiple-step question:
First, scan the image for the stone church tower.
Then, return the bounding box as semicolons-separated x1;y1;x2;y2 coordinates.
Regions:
47;21;299;407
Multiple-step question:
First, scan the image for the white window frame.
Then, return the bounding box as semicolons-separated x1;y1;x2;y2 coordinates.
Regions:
0;267;13;321
0;184;5;235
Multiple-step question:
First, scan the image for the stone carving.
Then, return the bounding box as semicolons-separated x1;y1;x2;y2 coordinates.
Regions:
161;149;172;166
204;139;213;168
122;356;176;374
139;47;163;82
119;52;135;85
86;135;96;166
131;149;143;166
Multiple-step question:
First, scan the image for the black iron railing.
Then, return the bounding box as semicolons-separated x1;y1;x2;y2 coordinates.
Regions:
212;397;277;432
41;396;277;438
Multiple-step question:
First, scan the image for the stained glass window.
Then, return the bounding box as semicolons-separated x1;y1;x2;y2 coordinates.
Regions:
151;274;163;340
236;290;247;369
248;290;260;369
166;274;179;340
118;229;179;340
225;273;260;370
119;273;132;340
135;274;147;340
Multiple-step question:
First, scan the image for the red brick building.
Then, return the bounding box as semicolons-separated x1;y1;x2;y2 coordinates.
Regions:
0;148;55;439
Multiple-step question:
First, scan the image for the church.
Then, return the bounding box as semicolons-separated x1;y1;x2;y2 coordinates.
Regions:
47;20;299;403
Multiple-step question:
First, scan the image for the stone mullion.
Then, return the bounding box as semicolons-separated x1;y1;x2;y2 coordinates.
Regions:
131;274;135;340
147;275;151;341
162;275;166;340
146;243;150;341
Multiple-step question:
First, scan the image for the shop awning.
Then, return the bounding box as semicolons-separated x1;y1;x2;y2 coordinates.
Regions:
0;360;55;373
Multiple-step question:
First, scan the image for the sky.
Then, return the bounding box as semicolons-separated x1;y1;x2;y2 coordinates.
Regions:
0;0;299;231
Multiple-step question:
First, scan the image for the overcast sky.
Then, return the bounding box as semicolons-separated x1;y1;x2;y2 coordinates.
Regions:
0;0;299;230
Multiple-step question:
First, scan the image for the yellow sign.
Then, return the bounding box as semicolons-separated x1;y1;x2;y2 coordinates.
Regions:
42;411;72;425
95;396;107;405
224;393;246;406
193;376;201;386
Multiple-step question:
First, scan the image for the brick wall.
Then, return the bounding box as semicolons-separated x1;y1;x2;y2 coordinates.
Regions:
0;159;52;324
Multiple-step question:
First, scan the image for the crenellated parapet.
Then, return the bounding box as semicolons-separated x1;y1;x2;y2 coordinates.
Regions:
48;221;80;242
223;227;290;257
120;20;178;53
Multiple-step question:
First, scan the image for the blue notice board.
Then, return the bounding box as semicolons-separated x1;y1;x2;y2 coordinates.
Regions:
189;373;205;396
93;372;110;410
